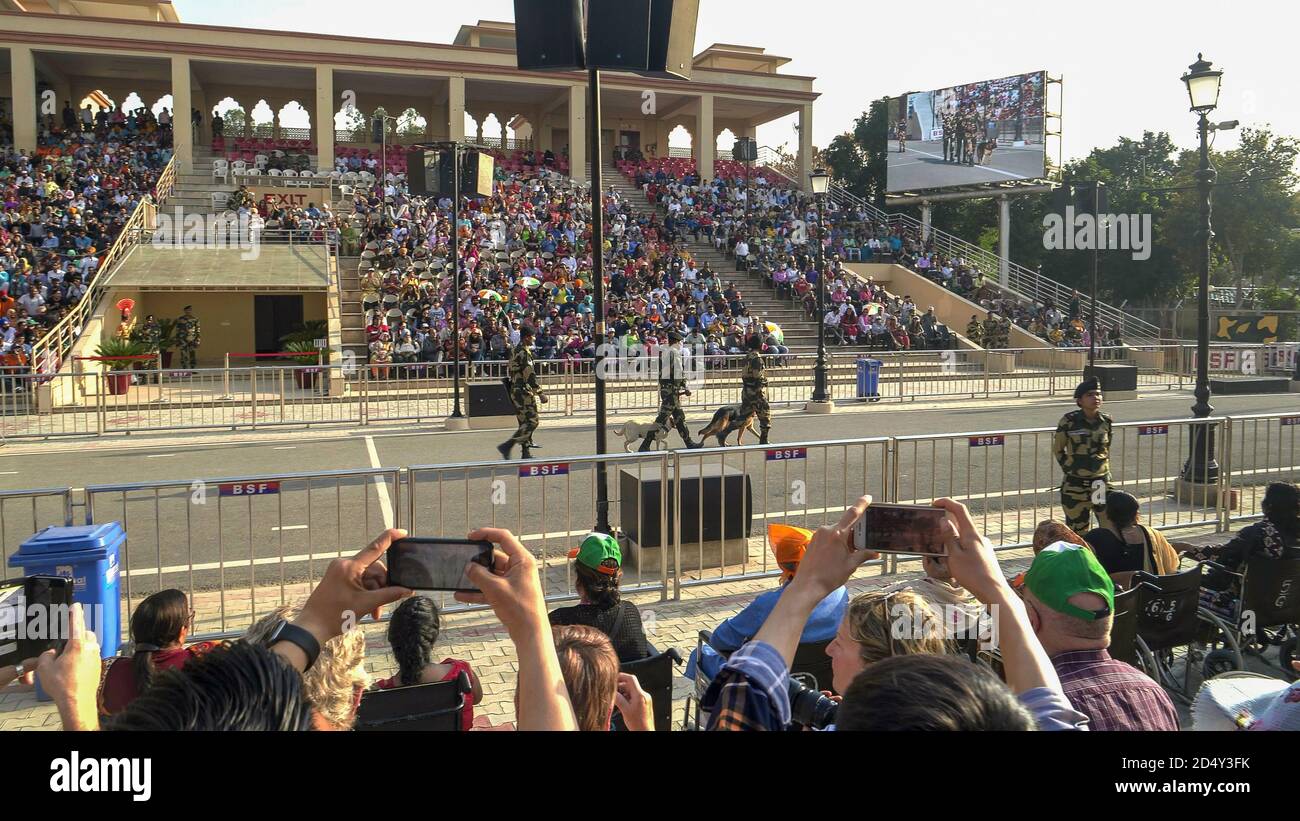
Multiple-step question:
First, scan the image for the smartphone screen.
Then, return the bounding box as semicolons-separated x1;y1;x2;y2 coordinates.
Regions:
0;576;72;665
386;539;495;592
854;504;950;556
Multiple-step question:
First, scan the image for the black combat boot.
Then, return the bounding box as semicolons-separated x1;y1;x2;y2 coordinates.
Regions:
759;427;770;445
677;422;702;449
521;445;533;459
497;441;514;460
637;433;657;453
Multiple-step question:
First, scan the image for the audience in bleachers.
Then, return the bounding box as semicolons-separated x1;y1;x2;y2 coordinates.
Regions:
1;113;172;374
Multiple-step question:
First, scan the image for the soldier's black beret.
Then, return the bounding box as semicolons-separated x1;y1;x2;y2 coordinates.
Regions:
1074;377;1100;399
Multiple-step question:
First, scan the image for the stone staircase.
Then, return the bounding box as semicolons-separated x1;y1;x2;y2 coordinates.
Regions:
169;147;328;215
600;160;879;354
338;257;367;365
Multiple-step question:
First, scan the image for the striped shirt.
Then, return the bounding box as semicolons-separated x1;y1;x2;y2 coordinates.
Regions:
1052;649;1179;731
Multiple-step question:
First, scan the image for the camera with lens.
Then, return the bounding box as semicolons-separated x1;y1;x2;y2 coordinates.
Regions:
787;675;838;730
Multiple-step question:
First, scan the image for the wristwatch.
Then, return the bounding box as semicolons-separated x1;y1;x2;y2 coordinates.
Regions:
267;619;321;671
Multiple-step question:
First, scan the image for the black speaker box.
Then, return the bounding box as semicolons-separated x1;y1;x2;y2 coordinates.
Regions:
405;149;495;199
732;137;757;162
619;463;752;549
371;117;385;144
1083;363;1137;393
513;0;586;71
586;0;652;71
647;0;699;80
468;381;517;417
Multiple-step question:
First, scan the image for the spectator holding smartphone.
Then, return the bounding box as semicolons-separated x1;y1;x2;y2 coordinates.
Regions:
702;496;1088;731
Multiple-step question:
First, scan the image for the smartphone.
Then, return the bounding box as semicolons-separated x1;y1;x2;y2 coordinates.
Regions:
0;576;74;666
386;538;495;592
853;504;950;556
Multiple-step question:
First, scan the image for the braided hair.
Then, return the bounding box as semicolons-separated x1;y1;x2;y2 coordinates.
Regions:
129;589;189;696
386;595;441;686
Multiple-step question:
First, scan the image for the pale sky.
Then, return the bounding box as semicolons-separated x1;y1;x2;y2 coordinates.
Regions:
174;0;1297;161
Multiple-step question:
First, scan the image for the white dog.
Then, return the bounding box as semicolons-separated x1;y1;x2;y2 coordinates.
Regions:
613;421;668;452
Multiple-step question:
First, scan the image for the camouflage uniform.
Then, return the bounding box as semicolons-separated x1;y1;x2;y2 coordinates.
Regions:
175;312;201;369
642;343;696;450
738;349;771;444
1053;408;1114;533
507;340;544;448
966;319;983;347
982;318;1000;349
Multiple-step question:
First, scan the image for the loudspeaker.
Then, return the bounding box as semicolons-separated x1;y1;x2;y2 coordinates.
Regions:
513;0;586;71
468;381;518;418
732;137;757;162
647;0;699;80
586;0;652;71
371;117;385;144
460;151;495;199
1052;180;1107;217
406;148;435;197
406;149;495;199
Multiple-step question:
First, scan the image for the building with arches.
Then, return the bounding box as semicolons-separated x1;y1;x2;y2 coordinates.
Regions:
1;8;819;186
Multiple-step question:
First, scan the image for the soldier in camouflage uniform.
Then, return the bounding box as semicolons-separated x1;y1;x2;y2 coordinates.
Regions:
966;315;983;347
999;317;1012;349
982;315;1001;349
498;327;547;460
175;306;201;369
639;331;700;451
738;335;771;444
1053;377;1114;534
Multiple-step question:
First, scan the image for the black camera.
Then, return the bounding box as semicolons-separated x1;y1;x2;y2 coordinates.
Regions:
787;677;838;730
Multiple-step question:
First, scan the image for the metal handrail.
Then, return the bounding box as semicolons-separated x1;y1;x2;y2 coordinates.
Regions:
28;169;166;376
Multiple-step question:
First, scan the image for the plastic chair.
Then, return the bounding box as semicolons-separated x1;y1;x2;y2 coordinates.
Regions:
354;672;471;732
211;159;228;184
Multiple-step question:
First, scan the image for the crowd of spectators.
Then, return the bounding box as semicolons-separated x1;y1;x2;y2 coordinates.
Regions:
7;483;1299;733
352;164;794;373
0;108;172;375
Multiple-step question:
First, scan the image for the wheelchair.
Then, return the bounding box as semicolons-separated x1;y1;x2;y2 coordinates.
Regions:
682;629;833;730
1195;555;1300;682
1128;564;1243;703
610;645;683;732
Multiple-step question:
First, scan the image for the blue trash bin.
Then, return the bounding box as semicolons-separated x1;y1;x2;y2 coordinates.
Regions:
856;358;882;402
9;523;125;660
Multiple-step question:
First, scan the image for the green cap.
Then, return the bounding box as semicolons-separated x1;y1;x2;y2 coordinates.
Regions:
1023;542;1114;621
567;532;621;575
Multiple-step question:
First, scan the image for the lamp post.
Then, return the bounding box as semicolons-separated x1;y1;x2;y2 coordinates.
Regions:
589;67;610;534
809;167;831;406
1180;53;1223;485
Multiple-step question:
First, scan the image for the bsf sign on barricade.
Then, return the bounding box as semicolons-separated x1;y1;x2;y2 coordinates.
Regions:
219;482;281;496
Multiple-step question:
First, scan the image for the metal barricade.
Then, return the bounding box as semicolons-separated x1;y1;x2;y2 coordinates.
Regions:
669;438;891;595
891;417;1231;552
98;366;360;434
406;450;672;613
84;467;401;642
0;371;100;439
1222;412;1300;525
0;488;75;583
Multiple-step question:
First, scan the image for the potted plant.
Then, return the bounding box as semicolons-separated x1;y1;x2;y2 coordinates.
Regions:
279;320;328;348
155;317;178;369
284;339;325;389
95;338;149;395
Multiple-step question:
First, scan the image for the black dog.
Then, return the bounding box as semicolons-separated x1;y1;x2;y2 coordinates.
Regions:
697;405;757;447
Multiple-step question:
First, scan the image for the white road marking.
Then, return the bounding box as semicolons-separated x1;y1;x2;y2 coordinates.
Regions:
145;453;177;458
365;435;395;528
271;525;309;532
0;471;18;475
273;446;297;450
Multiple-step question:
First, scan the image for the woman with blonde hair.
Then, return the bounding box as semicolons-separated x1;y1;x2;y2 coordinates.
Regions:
826;588;953;695
552;625;653;731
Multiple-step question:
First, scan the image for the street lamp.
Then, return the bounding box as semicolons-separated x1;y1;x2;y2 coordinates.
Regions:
1180;54;1223;485
808;167;832;408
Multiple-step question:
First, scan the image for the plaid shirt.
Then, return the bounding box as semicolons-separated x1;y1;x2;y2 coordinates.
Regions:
1052;649;1179;731
703;640;1088;731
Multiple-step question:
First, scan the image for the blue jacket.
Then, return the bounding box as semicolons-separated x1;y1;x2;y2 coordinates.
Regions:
685;585;847;681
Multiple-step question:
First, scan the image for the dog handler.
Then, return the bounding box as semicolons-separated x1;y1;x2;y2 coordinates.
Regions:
499;326;547;460
739;335;772;445
639;331;700;451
